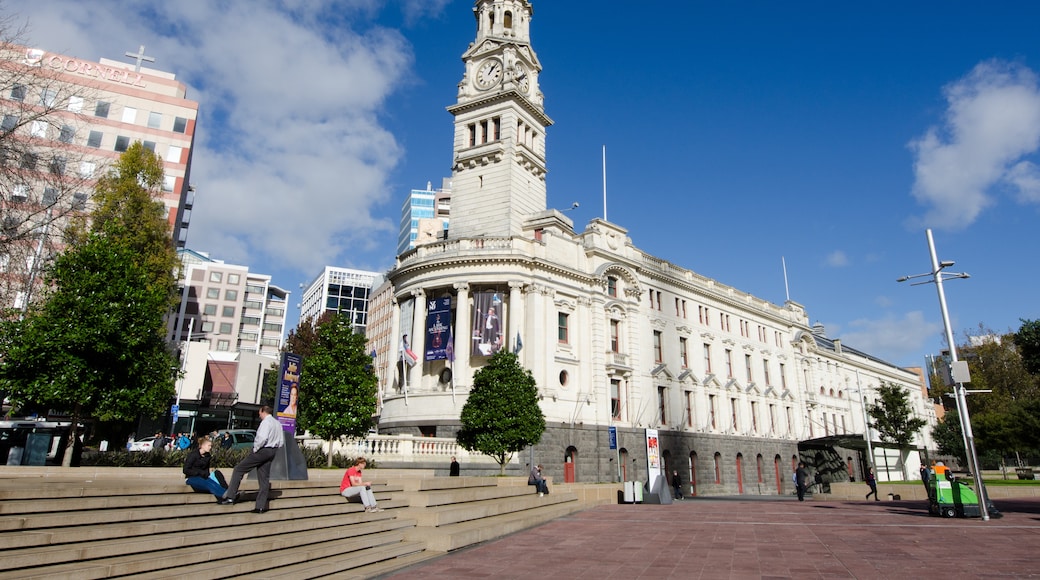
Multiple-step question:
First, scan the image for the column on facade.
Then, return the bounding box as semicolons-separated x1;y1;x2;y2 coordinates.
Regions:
527;284;546;389
576;296;596;423
389;296;401;396
409;289;426;392
589;293;608;422
508;281;524;362
453;283;471;389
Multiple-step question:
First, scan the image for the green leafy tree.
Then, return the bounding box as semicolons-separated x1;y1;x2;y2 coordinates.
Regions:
263;312;333;402
0;233;176;465
868;382;927;448
1014;319;1040;377
296;313;377;467
457;351;545;474
0;143;179;465
932;410;965;465
67;141;178;305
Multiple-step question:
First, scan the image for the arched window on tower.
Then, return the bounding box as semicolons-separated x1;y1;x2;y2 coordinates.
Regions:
504;11;513;28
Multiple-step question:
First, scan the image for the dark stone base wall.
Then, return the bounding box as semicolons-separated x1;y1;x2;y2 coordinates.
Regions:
381;421;801;496
530;424;800;497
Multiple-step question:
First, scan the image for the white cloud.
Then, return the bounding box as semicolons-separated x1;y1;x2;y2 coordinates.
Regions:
825;250;849;267
9;0;428;275
909;60;1040;229
840;311;941;363
1005;160;1040;203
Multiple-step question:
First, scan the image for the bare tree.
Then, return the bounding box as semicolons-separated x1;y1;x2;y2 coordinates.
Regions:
0;9;99;317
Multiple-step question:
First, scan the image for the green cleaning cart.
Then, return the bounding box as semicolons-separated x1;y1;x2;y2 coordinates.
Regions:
926;467;1001;518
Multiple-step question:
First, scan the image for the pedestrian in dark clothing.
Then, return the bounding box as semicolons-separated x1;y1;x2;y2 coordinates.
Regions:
449;456;460;477
795;462;810;501
865;467;879;501
671;470;684;500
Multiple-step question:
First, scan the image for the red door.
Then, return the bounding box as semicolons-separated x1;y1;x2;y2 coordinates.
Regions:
563;462;575;483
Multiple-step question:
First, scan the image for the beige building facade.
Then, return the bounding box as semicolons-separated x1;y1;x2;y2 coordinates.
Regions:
0;44;198;313
368;0;938;492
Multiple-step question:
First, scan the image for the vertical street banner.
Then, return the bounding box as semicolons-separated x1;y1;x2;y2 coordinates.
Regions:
645;428;661;487
471;291;504;356
276;352;302;433
425;296;452;361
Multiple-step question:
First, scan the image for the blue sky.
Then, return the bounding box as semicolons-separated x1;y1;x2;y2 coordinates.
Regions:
11;1;1040;368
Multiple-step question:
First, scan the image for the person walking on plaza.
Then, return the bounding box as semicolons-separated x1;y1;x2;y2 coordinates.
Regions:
795;462;810;501
183;435;227;500
671;470;684;500
865;467;879;501
219;405;283;513
449;456;460;477
341;457;382;512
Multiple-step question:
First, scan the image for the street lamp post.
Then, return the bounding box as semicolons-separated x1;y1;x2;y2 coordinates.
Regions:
897;228;989;521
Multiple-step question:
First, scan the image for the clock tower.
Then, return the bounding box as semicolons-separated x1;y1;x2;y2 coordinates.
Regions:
447;0;553;240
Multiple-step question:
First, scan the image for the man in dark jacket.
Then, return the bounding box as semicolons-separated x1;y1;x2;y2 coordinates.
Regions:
795;462;810;501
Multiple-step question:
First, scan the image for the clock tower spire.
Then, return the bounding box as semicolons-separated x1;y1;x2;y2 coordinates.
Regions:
447;0;553;240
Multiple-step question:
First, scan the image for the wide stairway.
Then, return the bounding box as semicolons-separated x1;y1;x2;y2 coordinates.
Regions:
0;467;607;579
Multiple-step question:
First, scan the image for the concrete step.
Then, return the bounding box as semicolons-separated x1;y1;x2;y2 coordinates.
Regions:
404;499;583;552
0;497;410;550
0;518;416;579
262;540;429;579
407;491;578;527
335;546;443;579
408;483;534;507
133;530;415;579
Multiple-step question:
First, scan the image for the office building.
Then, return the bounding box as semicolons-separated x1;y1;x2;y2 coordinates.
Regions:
0;44;199;313
299;266;382;334
397;178;451;256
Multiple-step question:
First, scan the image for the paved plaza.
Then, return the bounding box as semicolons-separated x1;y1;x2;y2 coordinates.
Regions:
381;496;1040;579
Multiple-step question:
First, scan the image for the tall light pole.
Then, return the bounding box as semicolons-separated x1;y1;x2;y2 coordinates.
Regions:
897;228;989;521
855;369;875;475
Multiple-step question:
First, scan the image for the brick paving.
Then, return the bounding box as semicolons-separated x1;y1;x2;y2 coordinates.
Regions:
380;497;1040;579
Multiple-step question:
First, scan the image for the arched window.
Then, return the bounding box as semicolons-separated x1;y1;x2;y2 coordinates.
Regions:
756;454;764;483
713;452;722;484
619;448;629;481
504;11;513;28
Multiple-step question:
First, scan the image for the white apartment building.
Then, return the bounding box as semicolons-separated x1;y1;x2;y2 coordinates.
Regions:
162;250;289;434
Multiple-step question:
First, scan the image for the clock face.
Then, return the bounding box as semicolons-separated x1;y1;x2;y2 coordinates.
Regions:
515;63;530;94
476;59;502;89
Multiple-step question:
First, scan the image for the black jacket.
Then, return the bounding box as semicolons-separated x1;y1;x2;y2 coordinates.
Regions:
182;449;211;479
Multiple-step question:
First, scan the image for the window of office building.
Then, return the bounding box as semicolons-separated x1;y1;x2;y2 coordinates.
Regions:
225;289;238;301
87;130;103;148
147;111;162;129
222;306;235;317
203;304;217;316
173;116;188;133
206;288;220;299
611;379;622;420
95;101;111;118
219;322;233;334
121;106;137;123
114;136;130;152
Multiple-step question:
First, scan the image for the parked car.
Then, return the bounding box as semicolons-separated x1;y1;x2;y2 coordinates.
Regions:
128;436;159;452
217;430;255;450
